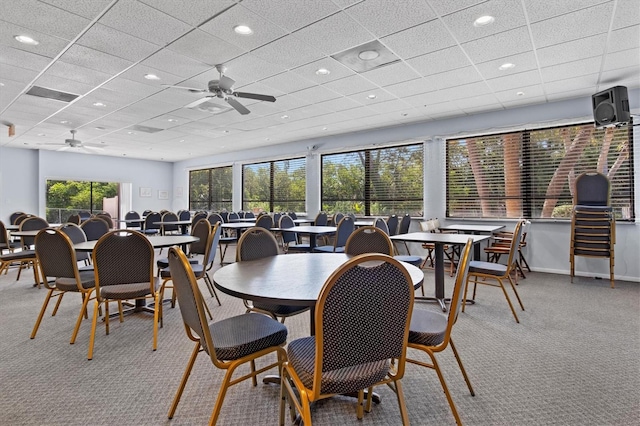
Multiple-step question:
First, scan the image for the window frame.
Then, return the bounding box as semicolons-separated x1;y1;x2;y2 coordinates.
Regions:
242;156;306;213
188;166;233;212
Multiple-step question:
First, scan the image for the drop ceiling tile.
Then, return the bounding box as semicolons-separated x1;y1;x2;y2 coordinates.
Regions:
361;61;422;87
32;73;95;97
263;94;311;111
545;87;594;101
323;74;380;96
442;0;527;43
545;73;599;94
536;34;607;68
540;57;603;83
118;64;184;87
530;3;612;49
41;0;113;19
142;49;211;79
345;0;437;37
99;0;192;45
316;96;367;112
349;87;397;104
101;77;163;97
260;72;317;94
0;22;70;59
424;66;484;90
291;58;355;84
199;5;288;51
0;64;39;84
167;105;216;121
2;0;90;40
494;84;545;102
224;54;288;86
365;98;414;114
611;0;640;30
426;0;489;17
251;35;324;69
475;51;538;80
238;100;281;117
167;29;245;67
406;46;473;76
240;0;340;33
381;19;456;60
294;11;373;56
0;81;24;108
523;0;606;23
603;48;640;72
501;94;546;108
0;45;53;72
77;24;159;62
385;77;439;98
599;67;640;89
451;93;501;110
486;69;541;91
43;61;112;87
58;44;133;75
461;26;532;63
140;0;236;26
290;85;342;104
607;25;640;53
402;90;454;108
436;81;493;101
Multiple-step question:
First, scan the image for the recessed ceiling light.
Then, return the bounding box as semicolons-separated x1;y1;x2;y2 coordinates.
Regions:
281;115;289;119
517;91;525;96
127;131;135;135
144;73;160;80
38;133;46;136
222;130;229;133
322;127;328;131
499;63;515;71
474;15;495;27
179;139;185;143
167;118;178;122
315;68;330;76
358;50;379;61
60;120;70;124
95;126;106;130
234;25;253;35
92;102;106;107
0;82;5;87
367;94;377;100
14;35;39;45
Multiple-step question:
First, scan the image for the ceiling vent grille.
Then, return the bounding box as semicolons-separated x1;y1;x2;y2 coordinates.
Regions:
26;86;79;103
331;40;399;73
131;125;164;133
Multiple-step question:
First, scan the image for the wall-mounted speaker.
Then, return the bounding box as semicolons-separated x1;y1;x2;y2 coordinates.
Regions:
592;85;630;127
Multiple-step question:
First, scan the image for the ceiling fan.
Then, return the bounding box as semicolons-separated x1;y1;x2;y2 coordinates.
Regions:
37;130;105;152
162;65;276;115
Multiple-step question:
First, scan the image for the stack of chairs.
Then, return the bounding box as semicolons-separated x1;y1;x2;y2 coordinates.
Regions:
570;172;615;288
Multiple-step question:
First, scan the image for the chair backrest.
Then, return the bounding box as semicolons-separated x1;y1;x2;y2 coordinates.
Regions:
219;211;229;222
66;214;81;225
20;216;49;247
192;211;208;226
273;213;282;227
279;215;298;245
574;172;610;206
189;218;211;256
125;211;140;221
58;223;90;262
443;238;474;341
333;212;344;226
9;212;26;225
35;228;80;281
312;253;414;396
144;212;162;231
81;217;110;241
206;212;223;226
505;221;525;269
255;214;273;230
0;220;9;247
386;214;399;236
374;217;390;234
419;220;436;232
227;212;240;222
333;216;355;249
314;211;328;226
78;211;91;221
288;211;297;220
142;209;153;216
92;230;154;291
244;211;255;219
96;214;114;228
345;226;394;256
236;227;279;262
346;213;356;220
161;212;179;233
167;246;219;363
14;214;33;226
398;214;411;234
203;223;222;267
178;210;191;221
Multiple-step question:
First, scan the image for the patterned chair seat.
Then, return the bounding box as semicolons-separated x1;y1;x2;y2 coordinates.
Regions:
211;313;287;360
468;260;507;276
408;309;447;346
55;270;95;291
100;279;159;300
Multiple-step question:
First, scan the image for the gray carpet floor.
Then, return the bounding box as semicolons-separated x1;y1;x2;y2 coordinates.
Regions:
0;247;638;425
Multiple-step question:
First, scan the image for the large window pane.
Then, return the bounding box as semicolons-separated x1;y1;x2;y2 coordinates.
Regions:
446;122;634;220
189;166;232;211
322;143;423;216
45;180;119;223
243;157;306;213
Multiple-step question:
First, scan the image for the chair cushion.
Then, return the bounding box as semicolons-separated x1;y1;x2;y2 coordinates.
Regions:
56;270;95;292
469;260;507;276
394;255;422;267
210;313;287;361
99;278;159;300
252;301;310;317
287;336;389;394
286;243;311;252
0;250;36;261
408;309;447;347
313;245;345;253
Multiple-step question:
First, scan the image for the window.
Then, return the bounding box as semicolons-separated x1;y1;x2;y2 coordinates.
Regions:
46;180;119;223
446;122;634;220
321;143;423;216
189;166;232;211
242;157;306;213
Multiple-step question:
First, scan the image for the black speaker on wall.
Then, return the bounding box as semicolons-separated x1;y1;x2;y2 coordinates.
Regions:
592;85;630;127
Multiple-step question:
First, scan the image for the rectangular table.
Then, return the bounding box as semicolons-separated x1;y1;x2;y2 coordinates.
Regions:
286;225;336;250
438;224;505;258
390;232;490;311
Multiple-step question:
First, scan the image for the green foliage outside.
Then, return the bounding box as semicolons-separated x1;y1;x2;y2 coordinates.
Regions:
45;180;118;223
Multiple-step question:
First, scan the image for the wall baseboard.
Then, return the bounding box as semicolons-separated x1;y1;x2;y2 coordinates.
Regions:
530;267;640;283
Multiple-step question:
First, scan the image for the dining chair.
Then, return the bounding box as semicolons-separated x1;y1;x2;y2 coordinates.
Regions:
142;209;153;217
160;211;180;235
124;210;142;229
255;214;273;230
166;246;287;425
20;216;49;249
280;253;414;425
279;215;310;253
95;213;114;229
78;211;91;222
31;228;96;344
485;220;531;279
345;225;394;256
66;214;81;225
464;220;526;323
386;214;399;236
177;210;191;221
407;238;475;425
244;211;255;219
9;211;26;225
374;217;389;234
156;218;209;277
313;216;354;253
142;212;161;236
237;227;310;322
313;211;328;226
0;220;20;254
80;217;110;241
58;223;92;270
88;230;160;359
391;213;424;272
332;212;344;226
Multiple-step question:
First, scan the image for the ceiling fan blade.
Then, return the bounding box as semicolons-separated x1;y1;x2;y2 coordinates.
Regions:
84;145;105;151
184;97;213;109
226;97;251;115
233;92;276;102
218;75;236;91
162;84;207;93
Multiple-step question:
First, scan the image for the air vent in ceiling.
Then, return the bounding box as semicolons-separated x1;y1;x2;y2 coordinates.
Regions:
331;40;399;73
26;86;79;103
131;125;163;133
190;100;232;115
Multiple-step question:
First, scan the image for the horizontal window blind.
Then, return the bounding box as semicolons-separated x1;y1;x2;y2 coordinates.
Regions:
446;122;634;220
189;166;232;211
243;157;306;213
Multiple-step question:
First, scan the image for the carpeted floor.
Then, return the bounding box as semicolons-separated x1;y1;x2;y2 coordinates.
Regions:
1;246;638;425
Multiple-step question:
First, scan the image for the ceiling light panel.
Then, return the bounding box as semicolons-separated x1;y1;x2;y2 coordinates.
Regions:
291;58;354;83
442;1;526;43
